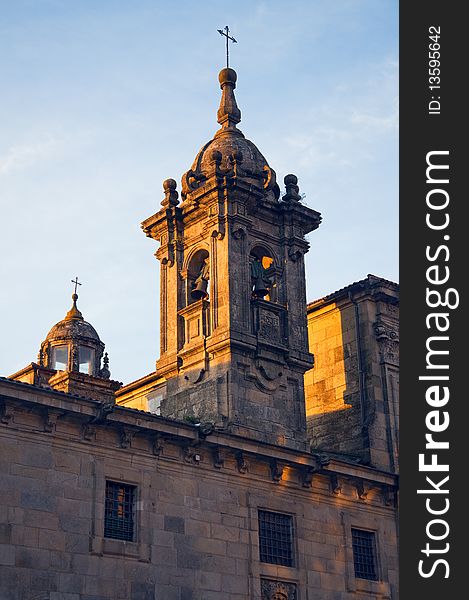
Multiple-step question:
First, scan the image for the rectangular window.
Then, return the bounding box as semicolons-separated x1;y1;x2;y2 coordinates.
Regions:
104;481;136;541
352;528;378;580
258;510;294;567
79;346;95;375
51;345;68;371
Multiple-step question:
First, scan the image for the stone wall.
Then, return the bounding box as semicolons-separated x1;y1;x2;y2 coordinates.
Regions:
305;301;363;458
305;276;399;472
0;379;398;599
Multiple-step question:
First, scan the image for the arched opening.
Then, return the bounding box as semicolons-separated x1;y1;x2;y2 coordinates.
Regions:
187;249;210;305
250;246;276;302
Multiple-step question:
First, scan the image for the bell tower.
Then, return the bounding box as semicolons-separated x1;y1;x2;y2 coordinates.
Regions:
142;68;321;450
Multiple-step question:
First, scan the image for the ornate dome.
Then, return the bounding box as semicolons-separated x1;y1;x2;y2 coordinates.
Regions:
45;307;101;346
181;68;278;199
189;135;270;182
38;293;109;379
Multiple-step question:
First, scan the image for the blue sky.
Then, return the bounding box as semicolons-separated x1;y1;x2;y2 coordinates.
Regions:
0;0;398;384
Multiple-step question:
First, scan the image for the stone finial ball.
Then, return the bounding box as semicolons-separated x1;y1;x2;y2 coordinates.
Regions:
210;150;222;163
284;174;298;186
219;67;237;85
163;178;177;192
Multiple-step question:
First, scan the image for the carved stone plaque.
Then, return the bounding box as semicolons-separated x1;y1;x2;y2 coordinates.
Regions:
261;579;297;600
259;308;281;343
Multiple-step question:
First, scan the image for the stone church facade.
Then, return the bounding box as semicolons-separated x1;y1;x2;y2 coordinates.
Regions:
0;67;399;600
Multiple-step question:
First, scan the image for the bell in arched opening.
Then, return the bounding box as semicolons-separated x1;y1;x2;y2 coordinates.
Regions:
191;257;210;300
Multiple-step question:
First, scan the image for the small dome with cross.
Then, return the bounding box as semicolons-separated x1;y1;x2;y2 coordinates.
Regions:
37;282;111;380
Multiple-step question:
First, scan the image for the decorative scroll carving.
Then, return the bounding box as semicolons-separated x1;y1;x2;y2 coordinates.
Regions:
374;319;399;366
270;459;284;482
151;434;165;456
212;447;225;469
90;400;115;424
256;360;282;382
184;444;201;464
81;423;96;441
382;485;396;506
0;400;13;425
238;361;278;393
330;473;342;495
262;165;277;191
261;579;297;600
288;246;304;262
302;466;316;488
196;422;215;438
119;427;134;449
311;452;330;468
232;225;247;240
43;410;58;433
355;479;368;501
236;451;249;474
210;228;225;241
184;368;206;384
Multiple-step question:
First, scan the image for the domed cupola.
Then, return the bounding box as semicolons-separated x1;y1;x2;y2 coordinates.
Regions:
180;68;280;202
9;285;121;402
38;292;109;379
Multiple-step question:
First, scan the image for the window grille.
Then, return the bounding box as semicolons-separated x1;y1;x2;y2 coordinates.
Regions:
258;510;294;567
104;481;136;541
352;528;378;580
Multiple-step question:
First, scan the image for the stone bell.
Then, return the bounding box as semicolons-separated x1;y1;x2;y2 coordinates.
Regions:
191;278;209;300
252;276;269;299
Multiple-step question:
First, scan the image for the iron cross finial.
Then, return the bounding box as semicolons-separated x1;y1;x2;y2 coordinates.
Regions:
71;276;82;295
217;26;237;68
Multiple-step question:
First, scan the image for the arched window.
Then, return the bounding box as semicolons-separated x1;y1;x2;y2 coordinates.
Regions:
187;249;210;305
250;246;276;302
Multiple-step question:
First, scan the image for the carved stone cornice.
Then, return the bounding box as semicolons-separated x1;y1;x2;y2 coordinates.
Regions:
1;379;398;504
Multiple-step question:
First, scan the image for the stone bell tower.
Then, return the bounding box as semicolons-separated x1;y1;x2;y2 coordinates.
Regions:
142;68;321;450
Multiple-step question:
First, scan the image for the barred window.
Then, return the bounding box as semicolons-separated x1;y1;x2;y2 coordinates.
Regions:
258;510;294;567
104;481;136;541
352;528;378;580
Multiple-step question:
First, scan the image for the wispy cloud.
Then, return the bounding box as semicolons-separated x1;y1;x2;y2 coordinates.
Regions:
0;138;61;176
